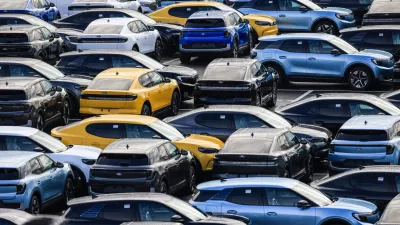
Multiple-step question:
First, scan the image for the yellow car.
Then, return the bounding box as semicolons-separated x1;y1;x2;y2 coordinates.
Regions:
80;68;180;117
149;2;278;39
51;115;224;173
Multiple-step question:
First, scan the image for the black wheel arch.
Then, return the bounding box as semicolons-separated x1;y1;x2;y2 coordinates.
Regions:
344;63;374;82
320;218;351;225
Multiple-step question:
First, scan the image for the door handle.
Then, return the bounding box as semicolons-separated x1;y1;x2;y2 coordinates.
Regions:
227;210;237;214
279;56;287;59
279;14;286;17
308;57;316;60
315;121;325;125
267;212;277;216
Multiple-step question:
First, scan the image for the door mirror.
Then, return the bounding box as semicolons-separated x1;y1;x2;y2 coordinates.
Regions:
331;49;341;55
34;147;44;152
148;26;155;31
164;78;172;83
299;6;308;11
49;36;54;42
56;86;62;92
300;138;308;145
296;200;311;208
56;162;64;168
53;33;60;38
181;149;189;155
49;2;55;7
170;215;184;223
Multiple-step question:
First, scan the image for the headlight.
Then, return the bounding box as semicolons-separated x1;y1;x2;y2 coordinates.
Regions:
352;212;374;222
335;13;350;20
371;59;384;66
141;3;150;6
198;148;219;154
74;85;87;91
255;21;272;26
82;159;96;165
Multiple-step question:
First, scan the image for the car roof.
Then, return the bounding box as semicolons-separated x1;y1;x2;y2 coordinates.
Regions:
189;10;231;19
0;209;33;224
259;33;336;41
0;57;43;65
82;114;158;125
0;14;37;19
0;126;38;136
230;128;288;140
103;138;168;154
208;58;257;68
341;25;400;32
367;0;400;14
0;25;41;33
0;77;43;89
161;1;222;9
197;177;300;190
0;151;42;168
340;115;400;130
96;68;153;80
68;193;174;206
90;18;138;25
61;49;142;58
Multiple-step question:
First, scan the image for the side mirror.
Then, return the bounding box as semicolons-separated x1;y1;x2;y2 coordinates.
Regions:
331;49;341;55
53;33;60;38
164;78;171;83
300;138;308;145
170;215;184;223
181;149;189;155
34;147;44;152
296;200;311;208
49;2;55;7
56;86;62;92
299;6;308;11
49;37;54;42
56;162;64;168
148;26;155;31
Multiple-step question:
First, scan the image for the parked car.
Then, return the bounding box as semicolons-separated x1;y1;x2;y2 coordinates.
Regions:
67;0;141;16
179;11;253;63
194;58;277;107
78;18;163;61
51;114;224;176
51;9;182;54
0;151;74;214
55;50;198;100
0;14;82;52
275;93;400;134
63;193;246;224
0;58;92;116
0;25;63;63
381;89;400;108
328;115;400;175
376;194;400;225
311;166;400;210
251;33;394;89
0;126;101;195
48;0;74;18
190;177;380;225
164;105;332;161
0;209;33;225
148;2;278;43
79;68;180;117
214;128;313;181
90;138;196;195
0;77;70;131
237;0;355;35
362;0;400;26
0;0;61;22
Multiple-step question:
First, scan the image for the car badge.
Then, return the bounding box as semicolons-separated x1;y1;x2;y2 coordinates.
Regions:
97;35;101;38
102;91;107;95
356;148;361;150
2;48;6;51
218;81;223;84
239;155;245;158
116;173;122;176
201;33;205;36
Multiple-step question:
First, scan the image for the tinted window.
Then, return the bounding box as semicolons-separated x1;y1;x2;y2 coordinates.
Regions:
0;136;39;151
309;40;336;54
139;74;153;87
31;29;44;41
29;158;43;175
158;146;169;160
97;154;149;166
279;40;306;53
195;113;234;129
351;173;393;192
84;24;123;34
34;83;44;97
88;78;133;90
82;55;111;71
185;19;225;28
111;56;142;68
362;31;392;44
265;188;305;206
135;21;148;32
223;138;272;154
125;124;159;139
169;7;197;18
336;129;388;141
253;0;276;10
255;41;277;50
284;132;299;148
163;142;179;157
77;203;134;221
37;155;54;171
40;80;53;94
393;31;400;45
193;190;220;202
308;101;350;117
40;28;53;40
234;114;268;129
128;22;139;33
0;219;14;225
349;102;385;116
278;135;290;150
202;67;247;81
227;188;264;206
5;65;40;77
149;72;164;85
137;203;177;222
86;123;124;139
279;0;303;10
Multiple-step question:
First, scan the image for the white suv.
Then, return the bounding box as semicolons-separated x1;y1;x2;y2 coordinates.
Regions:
68;0;141;16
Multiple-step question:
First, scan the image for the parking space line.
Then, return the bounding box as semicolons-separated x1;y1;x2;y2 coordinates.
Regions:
291;90;313;103
278;89;386;93
163;58;180;65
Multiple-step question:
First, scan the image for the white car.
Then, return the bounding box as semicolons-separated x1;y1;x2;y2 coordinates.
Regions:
67;0;141;16
0;126;101;194
77;18;163;61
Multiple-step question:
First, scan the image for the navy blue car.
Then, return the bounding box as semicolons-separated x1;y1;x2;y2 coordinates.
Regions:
1;0;61;22
179;11;252;63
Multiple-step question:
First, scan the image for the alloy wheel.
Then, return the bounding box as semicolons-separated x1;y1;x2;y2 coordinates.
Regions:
160;182;168;194
171;92;179;115
316;24;334;34
350;70;369;89
65;179;75;203
30;197;40;215
63;101;70;125
141;104;151;116
268;67;280;83
189;166;196;193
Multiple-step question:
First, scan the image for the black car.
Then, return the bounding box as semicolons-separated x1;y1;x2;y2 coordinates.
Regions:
275;93;400;134
0;14;82;52
0;58;92;115
52;9;182;54
63;193;246;225
362;0;400;26
194;58;277;108
56;50;197;100
163;105;332;161
311;166;400;210
0;25;62;63
381;90;400;108
0;77;69;130
89;138;196;195
213;128;313;182
377;193;400;225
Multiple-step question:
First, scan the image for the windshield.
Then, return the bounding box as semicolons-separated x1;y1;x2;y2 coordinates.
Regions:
84;24;123;34
135;53;164;70
293;182;333;206
30;131;68;153
216;4;244;17
26;17;57;32
330;37;359;54
32;62;65;79
167;198;207;221
126;11;156;25
297;0;321;10
149;120;185;141
255;108;292;128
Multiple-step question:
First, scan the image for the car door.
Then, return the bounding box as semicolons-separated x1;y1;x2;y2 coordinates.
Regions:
264;188;316;225
40;27;58;59
28;158;51;201
148;72;169;110
138;73;161;111
194;113;236;141
40;80;60;122
221;188;265;225
158;144;180;188
284;131;305;177
37;155;64;199
139;21;157;53
252;62;270;100
84;123;125;149
127;21;146;53
164;142;187;187
277;40;308;76
135;21;152;53
239;0;278;21
306;40;346;77
277;134;299;176
277;0;310;31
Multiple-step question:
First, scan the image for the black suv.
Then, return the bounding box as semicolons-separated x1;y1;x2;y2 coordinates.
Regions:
89;139;196;195
0;25;62;63
362;0;400;26
0;77;69;130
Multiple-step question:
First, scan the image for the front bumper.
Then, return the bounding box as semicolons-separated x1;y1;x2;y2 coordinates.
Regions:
336;19;356;30
375;65;394;83
0;112;33;127
179;83;195;100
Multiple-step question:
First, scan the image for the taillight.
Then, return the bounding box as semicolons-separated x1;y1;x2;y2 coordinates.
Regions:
386;145;395;154
179;31;184;38
126;95;137;101
329;144;334;153
118;37;128;43
16;183;26;194
224;30;230;38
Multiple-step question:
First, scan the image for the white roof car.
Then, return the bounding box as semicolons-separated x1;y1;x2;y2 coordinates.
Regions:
67;0;141;16
77;18;162;60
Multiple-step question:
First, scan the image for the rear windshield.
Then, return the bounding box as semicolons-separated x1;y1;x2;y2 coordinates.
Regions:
336;130;388;141
3;1;27;10
84;24;123;34
0;168;19;180
0;33;28;43
96;154;149;166
185;19;225;28
202;67;247;81
0;90;26;101
222;138;272;154
87;78;133;91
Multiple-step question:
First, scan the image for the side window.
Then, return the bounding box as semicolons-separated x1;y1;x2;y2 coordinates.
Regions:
250;63;258;78
284;132;299;148
139;74;153;88
279;40;306;53
362;31;392;45
349;102;385;117
265;188;305;206
29;158;43;175
3;136;39;152
158;146;169;161
8;65;40;77
40;28;53;40
40;80;53;94
0;18;29;25
308;40;337;54
149;72;164;86
232;13;242;24
226;188;264;206
34;83;45;97
86;123;125;139
39;0;49;8
125;124;159;139
168;7;197;18
225;14;235;27
309;101;350;117
111;55;143;68
61;56;87;67
163;142;179;158
258;62;268;75
351;173;393;193
78;203;134;221
195;113;235;129
135;21;148;33
253;0;276;10
31;0;40;8
0;219;13;225
62;14;81;23
137;203;177;222
233;114;268;129
279;0;303;11
82;55;112;71
31;29;44;41
37;155;55;172
392;31;400;45
128;22;139;33
278;135;290;150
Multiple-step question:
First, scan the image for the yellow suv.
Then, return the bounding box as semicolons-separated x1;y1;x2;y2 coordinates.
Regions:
149;2;278;39
80;68;180;117
51;115;224;173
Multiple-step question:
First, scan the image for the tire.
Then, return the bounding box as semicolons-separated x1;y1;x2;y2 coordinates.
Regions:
228;39;238;58
71;167;87;197
63;178;75;205
28;195;41;215
138;7;142;13
132;45;139;52
170;90;180;116
347;66;372;90
313;20;338;35
36;114;44;131
61;100;70;125
266;81;277;107
303;154;314;183
180;53;191;64
56;14;61;20
251;93;261;106
154;39;163;62
141;103;151;116
266;64;286;87
247;31;253;55
185;165;196;194
159;180;168;194
283;169;290;178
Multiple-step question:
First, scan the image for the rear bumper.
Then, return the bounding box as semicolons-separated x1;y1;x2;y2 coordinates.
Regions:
194;97;252;107
89;178;157;194
80;107;140;116
179;36;232;53
328;154;397;172
213;164;281;177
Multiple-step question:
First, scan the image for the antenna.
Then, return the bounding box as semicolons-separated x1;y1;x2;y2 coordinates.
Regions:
126;144;129;149
220;177;227;182
227;62;229;66
116;72;119;76
107;19;110;22
206;13;209;16
251;132;254;137
9;27;12;31
364;120;368;125
5;82;8;86
203;104;209;109
78;49;83;53
91;193;98;199
315;93;322;98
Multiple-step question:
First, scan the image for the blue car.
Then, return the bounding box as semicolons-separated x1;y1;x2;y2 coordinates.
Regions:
190;177;380;225
251;33;394;90
179;11;252;63
329;115;400;175
1;0;61;22
0;151;74;215
237;0;355;35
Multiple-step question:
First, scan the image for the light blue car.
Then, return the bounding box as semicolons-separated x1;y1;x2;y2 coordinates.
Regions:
236;0;355;35
190;177;379;225
329;115;400;175
251;33;394;90
0;151;74;215
0;0;61;22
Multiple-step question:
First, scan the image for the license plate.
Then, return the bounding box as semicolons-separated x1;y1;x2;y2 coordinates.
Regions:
104;185;135;193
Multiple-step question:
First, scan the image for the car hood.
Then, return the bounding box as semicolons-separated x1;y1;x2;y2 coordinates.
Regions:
56;75;93;86
59;145;101;160
354;49;393;60
174;134;224;149
326;198;377;213
158;65;198;77
317;7;352;14
153;23;183;30
291;124;332;139
242;14;276;23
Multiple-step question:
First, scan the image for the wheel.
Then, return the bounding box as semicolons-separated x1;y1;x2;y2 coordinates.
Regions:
313;21;338;35
303;154;314;183
170;91;180;116
185;165;196;194
247;31;253;55
62;100;70;125
36;114;44;131
228;40;238;58
141;103;151;116
63;178;75;205
138;7;142;13
266;81;277;107
28;195;41;215
347;66;372;90
132;45;139;52
36;54;44;61
56;14;61;20
283;169;290;178
267;64;286;87
154;39;163;62
71;167;87;197
180;53;191;64
159;180;168;194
